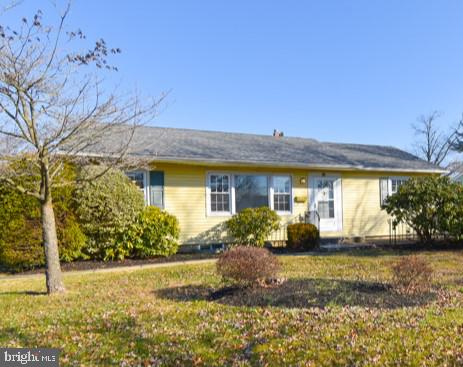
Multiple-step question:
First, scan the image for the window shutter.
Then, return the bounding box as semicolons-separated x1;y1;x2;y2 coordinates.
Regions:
149;171;164;208
379;177;389;207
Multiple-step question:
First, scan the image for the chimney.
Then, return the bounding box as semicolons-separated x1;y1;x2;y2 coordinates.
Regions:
273;129;284;137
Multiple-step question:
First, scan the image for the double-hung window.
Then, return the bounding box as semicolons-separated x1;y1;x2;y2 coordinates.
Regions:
380;176;408;206
209;174;231;213
126;171;148;203
272;176;291;213
390;178;408;194
207;173;292;215
126;170;164;208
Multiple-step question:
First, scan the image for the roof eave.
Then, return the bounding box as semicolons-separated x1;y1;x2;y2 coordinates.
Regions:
71;151;446;174
147;156;446;174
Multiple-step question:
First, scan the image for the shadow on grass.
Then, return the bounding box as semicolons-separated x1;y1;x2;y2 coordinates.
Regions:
318;243;463;258
0;290;47;296
155;278;436;309
0;316;155;365
1;326;39;346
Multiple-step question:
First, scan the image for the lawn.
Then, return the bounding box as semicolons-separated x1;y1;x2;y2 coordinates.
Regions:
1;249;463;366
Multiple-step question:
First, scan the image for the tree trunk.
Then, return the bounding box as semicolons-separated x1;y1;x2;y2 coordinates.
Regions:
41;196;66;294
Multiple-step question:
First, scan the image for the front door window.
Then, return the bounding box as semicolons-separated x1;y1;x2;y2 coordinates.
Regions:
310;176;342;232
317;179;335;219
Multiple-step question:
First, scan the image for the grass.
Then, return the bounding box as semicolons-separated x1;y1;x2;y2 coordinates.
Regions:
1;249;463;366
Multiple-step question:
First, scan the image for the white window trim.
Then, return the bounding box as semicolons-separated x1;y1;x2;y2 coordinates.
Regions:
388;176;409;195
206;172;293;217
206;173;233;217
127;170;150;205
270;175;293;215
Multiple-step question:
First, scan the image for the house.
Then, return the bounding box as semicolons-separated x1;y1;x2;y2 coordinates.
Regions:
452;173;463;184
447;162;463;184
90;126;444;246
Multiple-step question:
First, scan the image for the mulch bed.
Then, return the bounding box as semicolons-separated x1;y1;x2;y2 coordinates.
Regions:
7;253;219;276
156;279;445;309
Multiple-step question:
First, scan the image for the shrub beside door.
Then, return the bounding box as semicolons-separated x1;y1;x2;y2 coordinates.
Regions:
286;223;320;251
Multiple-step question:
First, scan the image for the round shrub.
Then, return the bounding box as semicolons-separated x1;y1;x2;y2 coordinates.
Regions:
0;181;87;272
287;223;320;251
225;207;280;247
0;184;42;271
390;255;433;295
119;206;180;258
217;246;281;287
75;166;145;260
58;219;88;263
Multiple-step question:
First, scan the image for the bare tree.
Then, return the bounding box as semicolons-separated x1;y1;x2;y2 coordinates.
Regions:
0;0;22;14
412;111;458;166
451;115;463;154
0;5;160;294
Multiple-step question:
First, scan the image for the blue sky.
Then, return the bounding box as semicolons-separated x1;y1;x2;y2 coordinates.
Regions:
3;1;463;154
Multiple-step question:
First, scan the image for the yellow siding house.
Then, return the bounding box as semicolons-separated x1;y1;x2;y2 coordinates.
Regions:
98;126;444;246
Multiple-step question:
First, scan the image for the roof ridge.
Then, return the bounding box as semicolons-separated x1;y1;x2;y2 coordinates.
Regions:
323;141;407;150
141;124;320;143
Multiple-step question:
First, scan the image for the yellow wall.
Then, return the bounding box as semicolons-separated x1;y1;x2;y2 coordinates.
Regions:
150;162;428;244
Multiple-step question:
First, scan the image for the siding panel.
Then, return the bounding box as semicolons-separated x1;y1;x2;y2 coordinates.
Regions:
151;162;427;244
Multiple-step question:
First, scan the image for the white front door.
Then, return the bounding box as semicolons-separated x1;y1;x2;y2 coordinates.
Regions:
309;175;342;232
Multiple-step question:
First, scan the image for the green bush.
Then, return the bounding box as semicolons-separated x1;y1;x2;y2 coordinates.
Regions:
225;207;280;247
0;181;87;272
383;176;463;244
75;166;145;260
58;219;88;263
119;206;180;258
287;223;320;251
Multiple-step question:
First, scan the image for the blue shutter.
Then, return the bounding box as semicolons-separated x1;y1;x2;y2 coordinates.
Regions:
149;171;164;208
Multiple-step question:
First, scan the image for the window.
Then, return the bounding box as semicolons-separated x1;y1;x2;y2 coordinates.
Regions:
149;171;164;208
126;171;164;208
316;179;335;219
207;173;292;215
126;172;145;191
380;177;409;206
209;174;230;213
235;175;269;212
391;178;407;194
127;171;147;203
273;176;291;212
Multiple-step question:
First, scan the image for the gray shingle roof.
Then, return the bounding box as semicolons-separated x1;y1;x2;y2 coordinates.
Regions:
89;126;444;172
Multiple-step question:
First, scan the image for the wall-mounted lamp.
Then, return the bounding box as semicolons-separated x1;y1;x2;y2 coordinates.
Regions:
299;177;307;185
